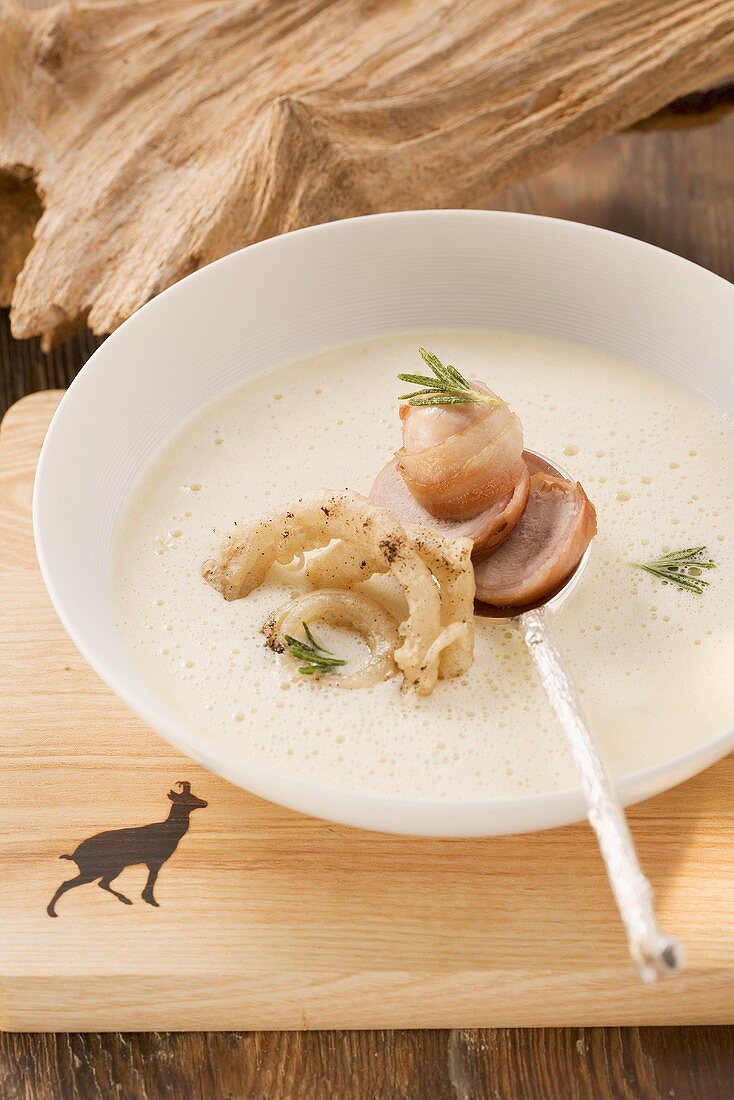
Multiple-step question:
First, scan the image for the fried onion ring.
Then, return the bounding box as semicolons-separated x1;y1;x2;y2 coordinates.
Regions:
203;490;475;695
264;590;398;689
306;525;474;681
408;528;474;679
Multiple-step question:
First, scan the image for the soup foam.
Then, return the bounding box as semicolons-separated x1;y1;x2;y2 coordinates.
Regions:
113;331;734;800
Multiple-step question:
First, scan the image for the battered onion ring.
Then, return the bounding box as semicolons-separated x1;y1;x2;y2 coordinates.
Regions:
203;490;474;695
264;590;398;689
407;528;474;679
306;525;474;680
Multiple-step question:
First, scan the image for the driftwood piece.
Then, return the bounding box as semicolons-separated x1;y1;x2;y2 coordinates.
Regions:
1;1;733;348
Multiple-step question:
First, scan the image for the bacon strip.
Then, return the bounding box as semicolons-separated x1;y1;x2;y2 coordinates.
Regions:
396;386;526;521
370;456;530;558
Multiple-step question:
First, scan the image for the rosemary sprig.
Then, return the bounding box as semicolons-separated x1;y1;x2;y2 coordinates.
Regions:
398;347;502;407
631;546;716;594
284;622;347;676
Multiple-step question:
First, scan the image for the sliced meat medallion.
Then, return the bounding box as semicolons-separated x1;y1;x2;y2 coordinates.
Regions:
397;385;526;521
370;457;530;558
474;473;597;608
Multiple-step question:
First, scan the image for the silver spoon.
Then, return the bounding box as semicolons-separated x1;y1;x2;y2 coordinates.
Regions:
476;450;683;982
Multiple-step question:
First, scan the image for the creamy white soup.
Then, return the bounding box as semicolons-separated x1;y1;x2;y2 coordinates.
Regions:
113;331;734;800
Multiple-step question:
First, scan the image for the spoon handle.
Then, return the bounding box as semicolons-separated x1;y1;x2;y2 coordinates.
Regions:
520;606;683;982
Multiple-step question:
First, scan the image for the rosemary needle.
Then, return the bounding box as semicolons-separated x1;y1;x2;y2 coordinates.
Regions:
398;347;502;408
284;622;346;676
631;546;716;595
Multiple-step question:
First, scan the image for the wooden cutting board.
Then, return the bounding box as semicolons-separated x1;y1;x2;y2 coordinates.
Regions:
2;391;734;1032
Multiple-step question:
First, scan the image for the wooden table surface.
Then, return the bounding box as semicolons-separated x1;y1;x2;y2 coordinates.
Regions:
2;101;734;1099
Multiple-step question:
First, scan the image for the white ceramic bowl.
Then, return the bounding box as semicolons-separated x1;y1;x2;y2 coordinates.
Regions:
34;211;734;836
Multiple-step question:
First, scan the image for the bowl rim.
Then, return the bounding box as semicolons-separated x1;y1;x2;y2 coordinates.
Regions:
33;208;734;836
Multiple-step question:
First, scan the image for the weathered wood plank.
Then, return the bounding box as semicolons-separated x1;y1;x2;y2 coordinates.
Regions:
2;1026;734;1100
2;0;734;346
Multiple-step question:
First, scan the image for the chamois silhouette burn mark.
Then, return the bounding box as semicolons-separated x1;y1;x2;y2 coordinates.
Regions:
47;782;208;917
